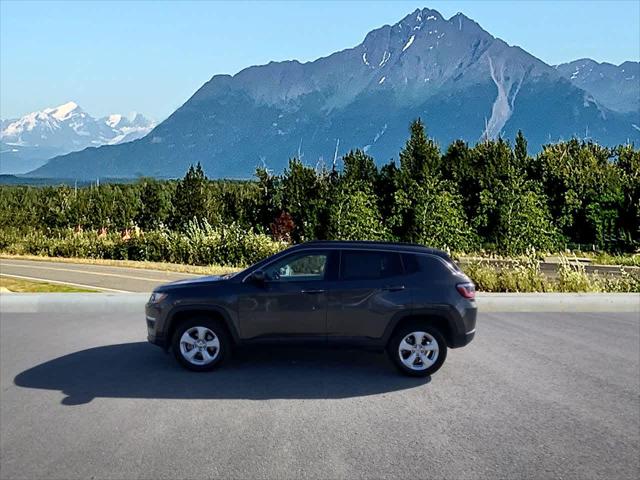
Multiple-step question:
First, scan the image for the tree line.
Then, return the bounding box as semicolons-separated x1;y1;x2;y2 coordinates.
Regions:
0;119;638;255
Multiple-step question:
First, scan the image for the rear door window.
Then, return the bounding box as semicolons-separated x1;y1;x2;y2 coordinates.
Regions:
340;250;403;280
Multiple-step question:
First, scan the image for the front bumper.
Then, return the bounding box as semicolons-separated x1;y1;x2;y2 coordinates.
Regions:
145;303;169;349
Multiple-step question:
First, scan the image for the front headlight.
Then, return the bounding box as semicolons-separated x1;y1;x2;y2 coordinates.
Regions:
148;292;168;304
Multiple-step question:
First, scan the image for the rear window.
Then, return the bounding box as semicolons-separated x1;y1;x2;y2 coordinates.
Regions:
340;251;403;280
415;254;455;275
401;253;420;274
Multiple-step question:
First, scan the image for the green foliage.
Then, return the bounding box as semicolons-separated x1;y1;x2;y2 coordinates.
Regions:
398;118;441;182
0;119;638;273
136;178;172;230
464;255;549;293
328;189;389;241
535;140;631;250
341;149;379;193
0;223;285;267
591;252;640;267
171;163;208;229
390;119;444;241
488;178;559;254
411;178;477;252
327;149;388;241
463;255;639;293
278;158;332;241
514;129;528;167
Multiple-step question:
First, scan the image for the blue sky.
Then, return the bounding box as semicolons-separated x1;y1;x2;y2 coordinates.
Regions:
1;0;638;120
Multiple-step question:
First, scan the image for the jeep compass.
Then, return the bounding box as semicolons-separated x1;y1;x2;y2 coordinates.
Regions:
145;241;476;376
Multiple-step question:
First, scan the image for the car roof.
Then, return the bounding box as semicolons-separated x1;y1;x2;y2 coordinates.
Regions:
294;240;451;259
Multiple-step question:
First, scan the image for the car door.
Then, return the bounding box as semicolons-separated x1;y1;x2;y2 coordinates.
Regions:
326;249;412;340
238;250;336;339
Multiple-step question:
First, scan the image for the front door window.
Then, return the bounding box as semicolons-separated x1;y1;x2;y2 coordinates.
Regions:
264;253;328;282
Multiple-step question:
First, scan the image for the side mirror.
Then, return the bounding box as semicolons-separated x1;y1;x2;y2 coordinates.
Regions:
249;270;267;285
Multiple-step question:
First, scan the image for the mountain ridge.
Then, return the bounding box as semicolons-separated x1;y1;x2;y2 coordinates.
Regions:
555;58;639;113
29;7;639;179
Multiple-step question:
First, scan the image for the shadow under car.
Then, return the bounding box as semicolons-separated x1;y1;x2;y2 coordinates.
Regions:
14;342;430;405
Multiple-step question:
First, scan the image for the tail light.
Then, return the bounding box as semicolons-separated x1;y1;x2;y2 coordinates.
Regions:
456;282;476;299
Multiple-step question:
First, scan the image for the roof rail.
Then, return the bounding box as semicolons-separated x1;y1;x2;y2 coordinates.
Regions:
300;240;448;256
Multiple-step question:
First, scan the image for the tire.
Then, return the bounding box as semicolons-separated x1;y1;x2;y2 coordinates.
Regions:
387;323;448;377
171;316;231;372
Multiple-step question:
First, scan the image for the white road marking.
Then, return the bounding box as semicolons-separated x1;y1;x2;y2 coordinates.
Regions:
0;274;130;293
0;262;189;283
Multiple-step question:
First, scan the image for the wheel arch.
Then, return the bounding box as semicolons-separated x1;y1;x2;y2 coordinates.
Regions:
383;308;459;348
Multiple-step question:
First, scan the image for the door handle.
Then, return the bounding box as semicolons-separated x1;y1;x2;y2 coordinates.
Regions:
383;285;405;291
301;289;325;294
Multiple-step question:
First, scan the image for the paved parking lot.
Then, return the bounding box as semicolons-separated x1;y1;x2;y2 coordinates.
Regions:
1;304;639;479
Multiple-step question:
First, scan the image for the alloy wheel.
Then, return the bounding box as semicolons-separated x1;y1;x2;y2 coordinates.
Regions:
398;331;439;371
179;326;220;366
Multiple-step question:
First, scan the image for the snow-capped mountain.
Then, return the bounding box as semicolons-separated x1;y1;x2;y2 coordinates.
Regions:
0;102;155;174
30;8;640;179
103;112;156;145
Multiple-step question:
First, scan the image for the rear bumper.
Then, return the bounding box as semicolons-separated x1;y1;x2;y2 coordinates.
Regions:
449;305;477;348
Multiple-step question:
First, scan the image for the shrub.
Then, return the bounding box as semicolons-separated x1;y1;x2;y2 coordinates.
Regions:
463;254;639;292
0;224;286;268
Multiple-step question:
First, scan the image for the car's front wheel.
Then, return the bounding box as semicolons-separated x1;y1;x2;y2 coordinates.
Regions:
388;324;447;377
172;316;230;372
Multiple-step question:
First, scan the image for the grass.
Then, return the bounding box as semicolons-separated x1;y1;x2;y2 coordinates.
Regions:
456;251;640;267
1;253;638;293
0;275;97;293
589;252;640;268
0;254;241;276
463;255;640;293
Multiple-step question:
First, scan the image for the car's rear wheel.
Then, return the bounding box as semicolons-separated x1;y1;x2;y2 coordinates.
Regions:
172;316;230;371
388;324;447;377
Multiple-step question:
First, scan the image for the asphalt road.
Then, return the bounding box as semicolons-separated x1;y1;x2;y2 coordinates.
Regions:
0;258;197;292
0;305;638;479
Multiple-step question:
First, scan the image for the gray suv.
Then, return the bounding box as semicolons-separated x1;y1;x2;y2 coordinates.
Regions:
145;241;476;376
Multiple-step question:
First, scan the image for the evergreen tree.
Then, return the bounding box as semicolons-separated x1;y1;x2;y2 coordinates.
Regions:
341;149;378;193
137;179;171;230
279;158;326;241
171;163;208;229
514;130;528;166
111;185;141;230
391;119;442;241
376;160;399;222
255;167;279;230
398;118;441;182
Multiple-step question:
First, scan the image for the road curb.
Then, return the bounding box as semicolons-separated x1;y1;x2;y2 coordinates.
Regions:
1;292;638;314
0;293;149;313
477;292;639;313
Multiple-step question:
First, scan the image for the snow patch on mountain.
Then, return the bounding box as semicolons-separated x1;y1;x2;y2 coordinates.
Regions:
402;35;415;52
45;101;80;121
379;51;391;67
